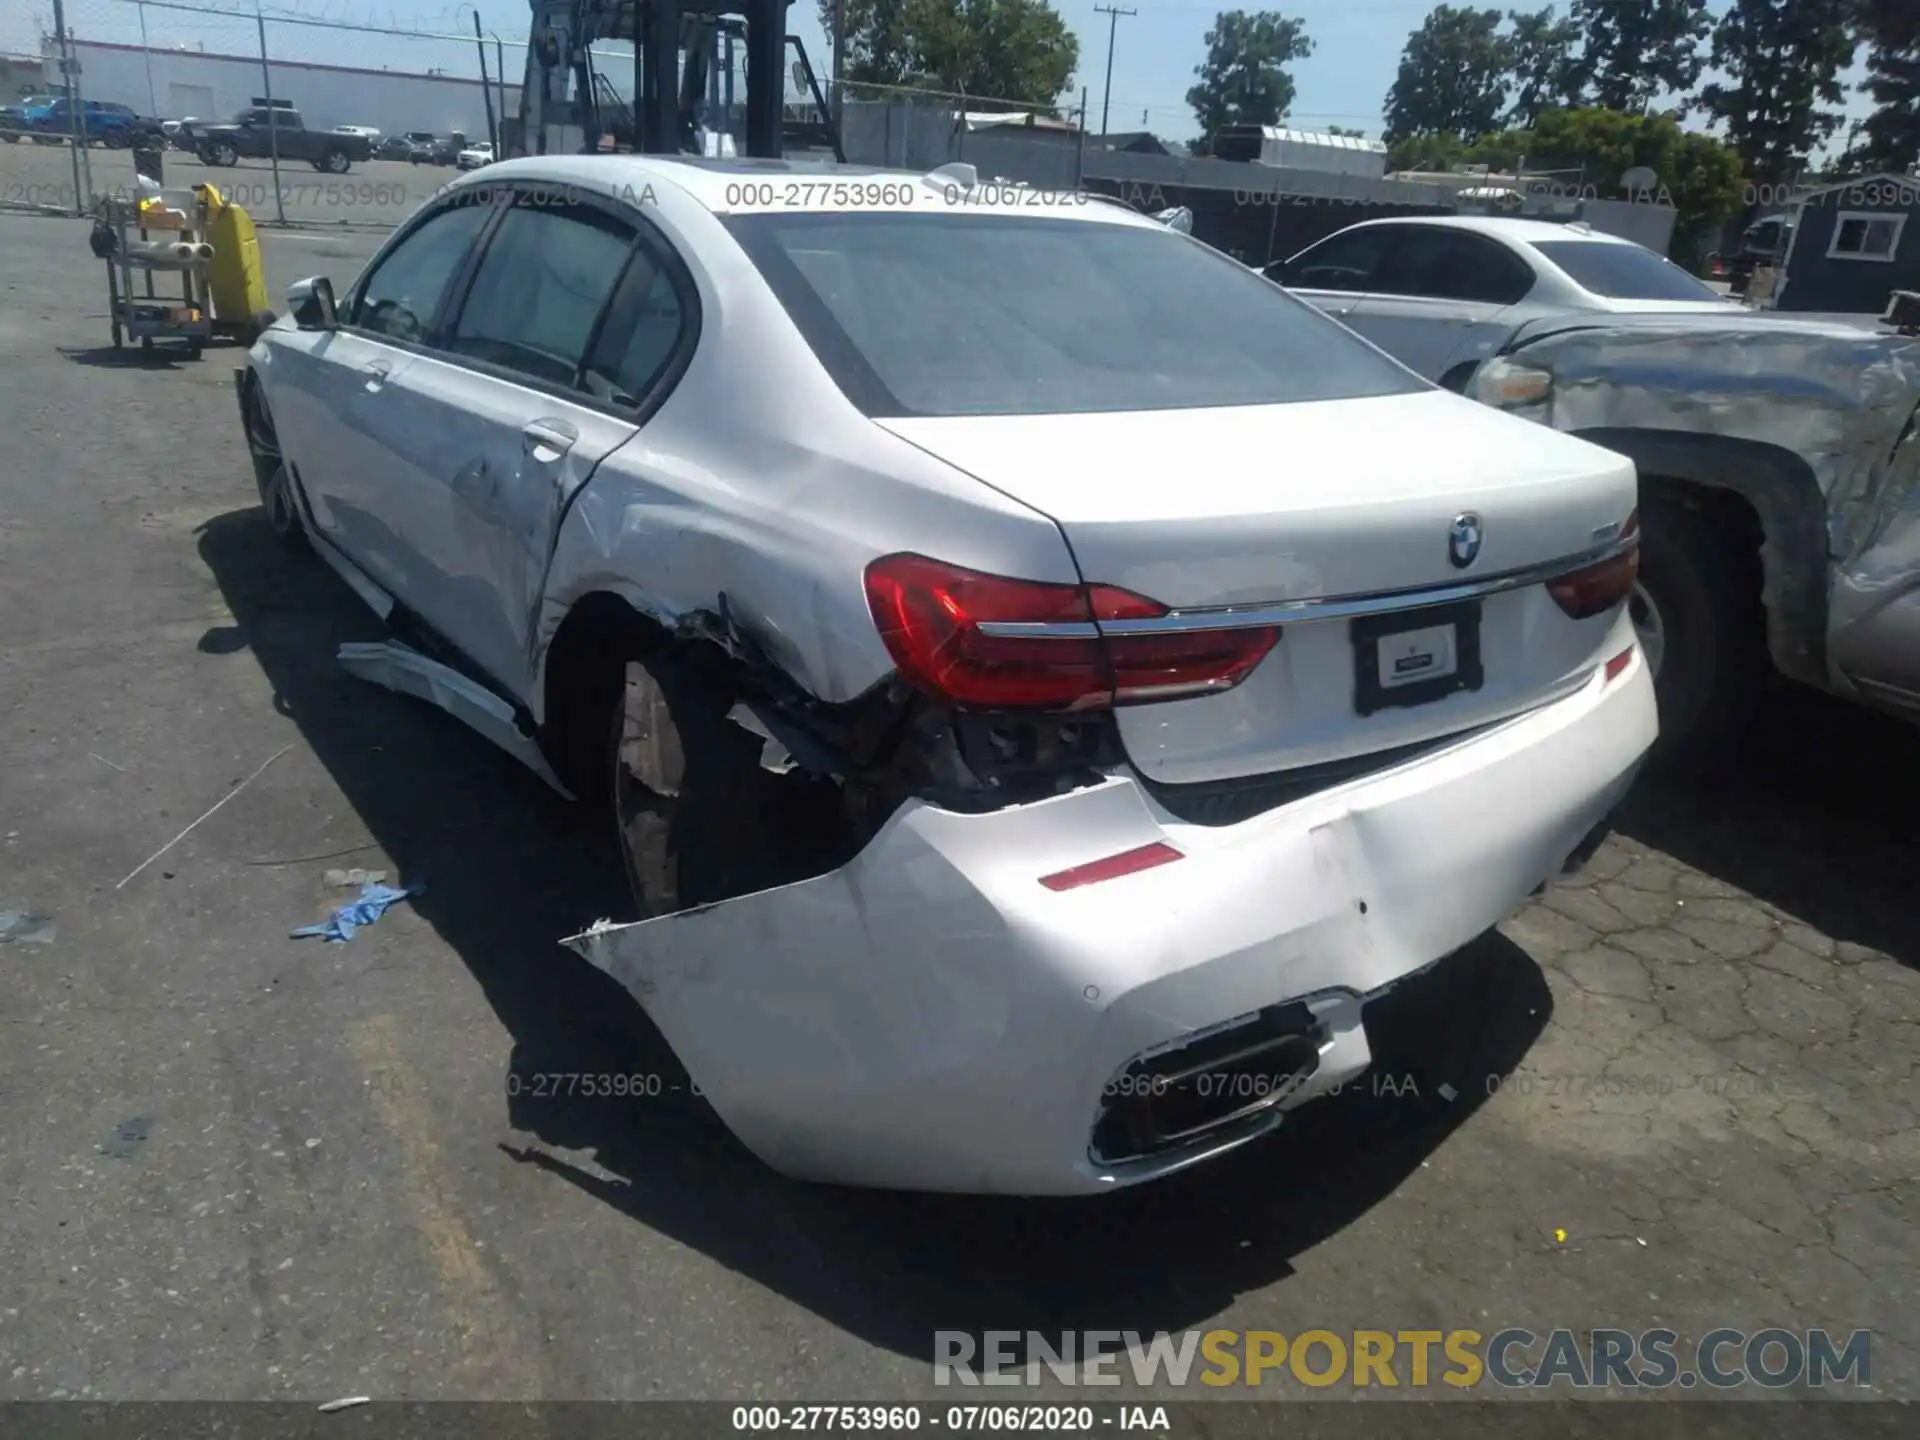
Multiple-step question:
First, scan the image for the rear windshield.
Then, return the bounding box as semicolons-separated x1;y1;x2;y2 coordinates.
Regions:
1531;240;1721;302
724;212;1426;417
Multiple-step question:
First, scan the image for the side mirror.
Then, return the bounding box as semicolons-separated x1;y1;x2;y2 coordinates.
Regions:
288;275;337;331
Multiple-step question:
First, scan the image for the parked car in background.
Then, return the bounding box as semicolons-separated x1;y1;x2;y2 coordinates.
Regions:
24;98;153;147
407;133;463;165
0;93;60;140
195;106;370;172
1271;214;1920;755
455;140;494;170
333;124;382;146
1711;214;1795;297
376;132;421;160
241;156;1655;1195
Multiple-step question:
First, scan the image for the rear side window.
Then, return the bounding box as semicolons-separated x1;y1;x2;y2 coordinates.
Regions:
1372;230;1534;304
727;212;1425;417
582;248;690;405
447;202;636;387
1531;240;1721;301
350;200;492;342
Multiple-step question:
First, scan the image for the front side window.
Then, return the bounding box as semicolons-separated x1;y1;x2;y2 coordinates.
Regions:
727;212;1425;417
350;199;492;343
1277;226;1403;292
446;202;636;387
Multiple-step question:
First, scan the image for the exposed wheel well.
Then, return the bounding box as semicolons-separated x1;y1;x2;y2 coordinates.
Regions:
1639;473;1766;559
1574;428;1829;688
1637;473;1769;656
538;593;671;804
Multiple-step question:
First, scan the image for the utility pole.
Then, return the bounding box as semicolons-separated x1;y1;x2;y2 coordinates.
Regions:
254;1;286;225
135;0;159;118
1093;5;1134;141
831;0;845;130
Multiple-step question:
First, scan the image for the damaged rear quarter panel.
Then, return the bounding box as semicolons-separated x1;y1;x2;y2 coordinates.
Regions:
527;193;1083;716
1495;314;1920;701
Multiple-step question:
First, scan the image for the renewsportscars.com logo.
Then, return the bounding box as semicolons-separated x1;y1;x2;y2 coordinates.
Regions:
933;1328;1873;1391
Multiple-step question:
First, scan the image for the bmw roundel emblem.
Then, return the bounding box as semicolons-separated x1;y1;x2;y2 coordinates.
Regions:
1449;512;1483;568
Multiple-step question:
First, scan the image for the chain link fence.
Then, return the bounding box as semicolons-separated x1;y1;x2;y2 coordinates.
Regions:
3;0;530;226
2;6;1101;228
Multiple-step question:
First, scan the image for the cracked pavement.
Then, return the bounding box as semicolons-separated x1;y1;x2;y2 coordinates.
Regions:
0;209;1914;1407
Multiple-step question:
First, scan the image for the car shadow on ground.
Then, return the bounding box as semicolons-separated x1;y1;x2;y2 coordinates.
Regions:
198;503;1552;1363
1615;683;1919;970
59;343;205;369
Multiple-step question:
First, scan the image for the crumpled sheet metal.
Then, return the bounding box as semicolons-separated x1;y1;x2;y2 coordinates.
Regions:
1510;317;1920;656
336;640;575;799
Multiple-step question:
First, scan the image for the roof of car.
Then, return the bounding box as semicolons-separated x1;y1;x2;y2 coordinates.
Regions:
461;154;1153;223
1344;214;1637;245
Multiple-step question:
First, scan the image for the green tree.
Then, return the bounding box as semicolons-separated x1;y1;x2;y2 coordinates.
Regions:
1186;11;1315;139
1562;0;1712;112
825;0;1079;106
1383;6;1511;143
1473;106;1744;254
1326;124;1368;137
1697;0;1854;186
1501;6;1579;127
1385;131;1470;171
1848;0;1920;175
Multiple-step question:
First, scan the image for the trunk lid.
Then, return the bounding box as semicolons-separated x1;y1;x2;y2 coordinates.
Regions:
878;388;1638;786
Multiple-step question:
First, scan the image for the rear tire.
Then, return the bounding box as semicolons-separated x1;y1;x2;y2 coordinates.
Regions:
609;647;850;919
1634;493;1765;765
244;380;311;555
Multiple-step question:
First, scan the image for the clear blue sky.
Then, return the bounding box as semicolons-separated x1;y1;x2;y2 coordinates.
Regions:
8;0;1877;145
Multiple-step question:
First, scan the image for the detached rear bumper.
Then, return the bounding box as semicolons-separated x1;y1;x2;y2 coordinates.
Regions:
569;644;1656;1195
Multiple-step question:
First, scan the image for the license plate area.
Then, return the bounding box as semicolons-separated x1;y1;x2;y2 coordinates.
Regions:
1351;600;1484;717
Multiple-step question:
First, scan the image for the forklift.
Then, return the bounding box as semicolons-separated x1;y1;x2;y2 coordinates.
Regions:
509;0;841;161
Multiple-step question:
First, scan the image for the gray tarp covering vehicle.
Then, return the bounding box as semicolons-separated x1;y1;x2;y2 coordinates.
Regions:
1463;312;1920;747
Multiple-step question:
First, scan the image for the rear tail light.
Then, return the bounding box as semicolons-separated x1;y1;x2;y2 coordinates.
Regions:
862;553;1279;712
1548;510;1640;619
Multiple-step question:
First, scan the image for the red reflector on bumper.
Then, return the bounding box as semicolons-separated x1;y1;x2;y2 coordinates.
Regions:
1603;647;1635;683
1038;842;1184;892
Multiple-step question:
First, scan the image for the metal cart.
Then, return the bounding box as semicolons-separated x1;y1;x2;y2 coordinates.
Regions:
94;192;216;357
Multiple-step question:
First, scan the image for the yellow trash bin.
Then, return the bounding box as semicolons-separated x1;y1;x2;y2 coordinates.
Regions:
195;182;270;330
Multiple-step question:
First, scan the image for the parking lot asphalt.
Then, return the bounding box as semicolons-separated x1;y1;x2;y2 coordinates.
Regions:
0;208;1916;1411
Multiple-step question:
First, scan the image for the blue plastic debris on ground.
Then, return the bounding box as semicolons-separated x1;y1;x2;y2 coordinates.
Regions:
292;879;425;943
0;908;57;945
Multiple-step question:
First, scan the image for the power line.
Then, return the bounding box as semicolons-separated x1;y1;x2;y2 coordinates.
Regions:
1092;4;1134;138
103;0;526;46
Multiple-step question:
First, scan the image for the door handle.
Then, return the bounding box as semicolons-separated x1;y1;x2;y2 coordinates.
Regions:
361;359;392;390
522;418;578;459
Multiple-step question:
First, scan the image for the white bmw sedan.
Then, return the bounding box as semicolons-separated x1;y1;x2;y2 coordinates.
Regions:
239;156;1656;1194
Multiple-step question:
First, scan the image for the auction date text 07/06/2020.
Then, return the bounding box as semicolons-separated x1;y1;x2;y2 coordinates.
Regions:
731;1406;1164;1432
